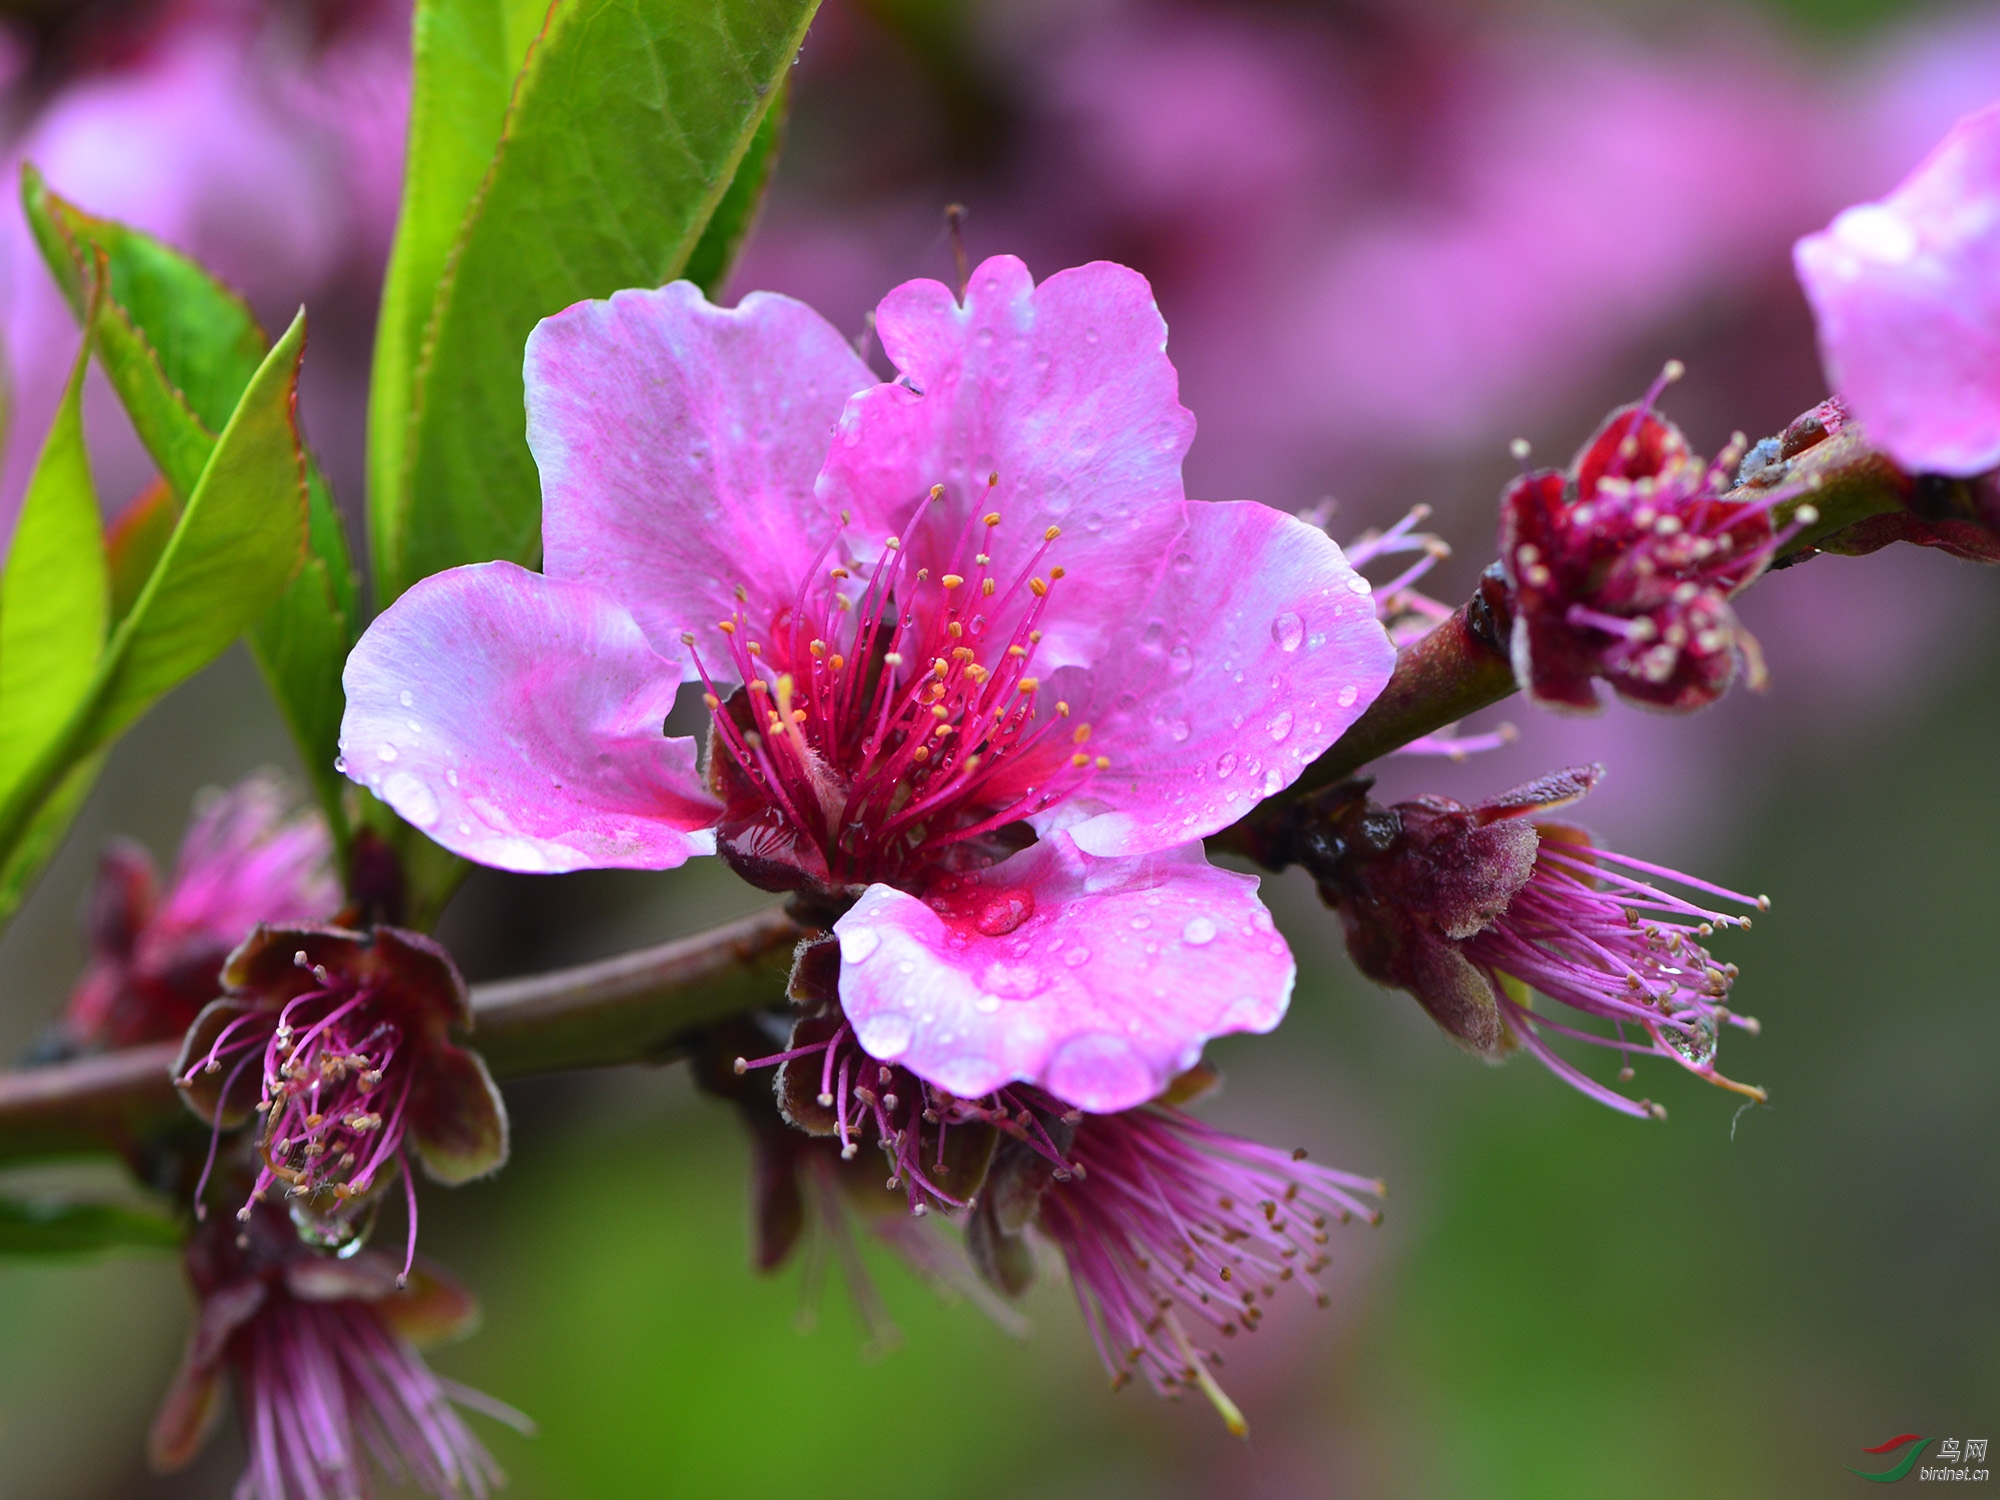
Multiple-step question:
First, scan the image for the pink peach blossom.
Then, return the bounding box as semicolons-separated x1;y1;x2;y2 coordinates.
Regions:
342;257;1396;1114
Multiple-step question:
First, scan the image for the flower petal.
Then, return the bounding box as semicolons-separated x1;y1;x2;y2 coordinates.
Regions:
1795;102;2000;476
531;282;878;663
172;998;264;1127
407;1043;510;1185
818;256;1196;672
1010;502;1394;857
835;833;1294;1112
341;561;717;873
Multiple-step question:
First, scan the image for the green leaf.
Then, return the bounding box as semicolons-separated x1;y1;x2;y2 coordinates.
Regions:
0;1196;182;1257
0;329;108;793
681;81;788;297
368;0;556;597
23;168;359;846
0;750;106;929
383;0;821;599
0;316;310;870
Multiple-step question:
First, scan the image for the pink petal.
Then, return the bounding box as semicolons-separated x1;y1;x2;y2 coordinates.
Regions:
531;282;878;664
818;256;1196;671
1795;102;2000;476
834;833;1294;1113
1006;502;1395;857
340;562;718;873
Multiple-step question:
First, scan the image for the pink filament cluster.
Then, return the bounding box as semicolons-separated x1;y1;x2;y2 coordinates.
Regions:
1036;1108;1382;1410
234;1294;502;1500
694;483;1103;888
187;955;416;1255
737;1019;1075;1214
1463;832;1766;1117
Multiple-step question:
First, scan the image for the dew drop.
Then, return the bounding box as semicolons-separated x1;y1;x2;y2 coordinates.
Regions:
1084;327;1100;344
1182;916;1218;946
1272;612;1305;652
376;744;399;763
1269;709;1294;742
1130;915;1151;931
1170;719;1191;742
1337;684;1359;708
332;755;348;775
1063;946;1091;968
399;690;414;708
446;768;460;787
863;1014;913;1060
1348;575;1372;595
1263;767;1285;796
1217;752;1237;779
974;993;1002;1014
841;927;882;964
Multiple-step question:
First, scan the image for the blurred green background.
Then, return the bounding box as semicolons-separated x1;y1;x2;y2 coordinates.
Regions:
3;0;1998;1495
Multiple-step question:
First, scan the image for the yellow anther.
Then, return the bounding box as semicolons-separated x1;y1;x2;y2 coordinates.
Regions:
1056;700;1070;717
702;694;720;710
886;535;902;550
1019;678;1041;693
746;642;762;656
793;711;809;725
809;639;827;657
932;704;950;719
1073;724;1092;744
982;579;996;596
834;595;852;612
942;574;965;590
930;484;945;499
1072;752;1091;768
913;745;932;763
916;568;930;582
1030;578;1048;597
952;646;975;662
948;621;964;639
1050;565;1066;581
718;620;736;634
680;631;695;646
1095;755;1110;769
1007;645;1027;657
882;652;903;666
933;723;955;739
932;659;949;679
983;512;1002;527
734;584;747;602
975;553;990;567
830;654;846;670
1029;630;1043;644
961;754;981;773
987;472;999;487
1044;525;1061;541
965;664;990;684
829;567;850;580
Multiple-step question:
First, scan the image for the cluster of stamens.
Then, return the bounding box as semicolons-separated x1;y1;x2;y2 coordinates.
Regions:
185;952;416;1263
735;1018;1078;1215
688;478;1108;890
1034;1108;1383;1433
1464;832;1767;1115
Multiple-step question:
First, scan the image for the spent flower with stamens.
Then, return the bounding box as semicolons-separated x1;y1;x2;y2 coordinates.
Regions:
1299;766;1765;1118
148;1197;519;1500
63;774;338;1051
341;255;1395;1115
1499;373;1811;713
972;1099;1381;1434
174;925;507;1261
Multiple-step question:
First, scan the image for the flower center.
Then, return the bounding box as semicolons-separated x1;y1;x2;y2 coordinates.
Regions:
689;482;1108;897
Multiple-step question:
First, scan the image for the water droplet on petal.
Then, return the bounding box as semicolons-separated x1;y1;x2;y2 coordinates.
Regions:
399;690;414;708
974;993;1002;1014
1348;575;1372;595
1130;915;1151;931
862;1014;913;1060
1170;719;1191;742
841;927;881;964
1217;752;1237;779
1182;916;1218;946
1337;684;1359;708
1263;767;1285;796
1269;710;1294;742
376;745;399;763
1063;946;1091;968
1272;612;1305;652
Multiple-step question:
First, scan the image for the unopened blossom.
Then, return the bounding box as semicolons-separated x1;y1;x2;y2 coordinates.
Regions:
1300;766;1765;1117
149;1197;516;1500
1795;102;2000;479
63;773;338;1051
175;924;507;1259
1499;378;1806;713
342;256;1395;1116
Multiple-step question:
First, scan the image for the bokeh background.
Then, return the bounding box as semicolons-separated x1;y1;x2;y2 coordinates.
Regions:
0;0;1996;1495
